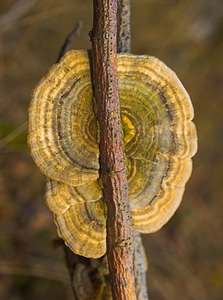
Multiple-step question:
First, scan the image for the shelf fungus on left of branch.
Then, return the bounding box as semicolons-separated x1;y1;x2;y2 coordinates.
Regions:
28;50;197;258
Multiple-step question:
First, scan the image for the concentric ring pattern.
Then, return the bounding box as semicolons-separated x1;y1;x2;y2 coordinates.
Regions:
28;50;197;258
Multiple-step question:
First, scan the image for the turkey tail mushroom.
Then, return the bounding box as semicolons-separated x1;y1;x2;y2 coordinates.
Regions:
28;50;197;258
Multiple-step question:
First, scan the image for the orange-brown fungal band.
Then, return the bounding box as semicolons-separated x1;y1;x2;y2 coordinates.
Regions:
28;50;197;258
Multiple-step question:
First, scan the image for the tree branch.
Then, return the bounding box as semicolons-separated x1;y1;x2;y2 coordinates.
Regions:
117;0;131;52
117;1;149;299
56;2;147;300
91;1;136;299
56;21;82;63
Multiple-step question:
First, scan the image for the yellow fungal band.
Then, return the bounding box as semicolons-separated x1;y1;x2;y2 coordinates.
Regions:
28;50;197;258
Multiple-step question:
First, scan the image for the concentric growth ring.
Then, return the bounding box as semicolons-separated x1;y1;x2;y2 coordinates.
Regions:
28;50;197;258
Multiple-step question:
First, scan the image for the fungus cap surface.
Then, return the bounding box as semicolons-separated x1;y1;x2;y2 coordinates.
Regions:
28;50;197;258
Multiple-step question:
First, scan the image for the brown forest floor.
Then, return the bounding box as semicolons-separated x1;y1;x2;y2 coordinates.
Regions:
0;0;223;299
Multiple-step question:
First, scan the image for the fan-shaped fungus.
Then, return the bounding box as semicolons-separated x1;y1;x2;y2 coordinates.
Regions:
28;50;197;258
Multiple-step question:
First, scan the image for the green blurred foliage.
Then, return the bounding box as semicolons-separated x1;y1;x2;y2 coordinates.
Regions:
0;0;223;299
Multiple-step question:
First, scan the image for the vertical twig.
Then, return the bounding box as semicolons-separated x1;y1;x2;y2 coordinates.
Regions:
117;1;149;299
133;232;149;300
117;0;131;52
58;2;147;300
91;1;136;299
56;21;82;63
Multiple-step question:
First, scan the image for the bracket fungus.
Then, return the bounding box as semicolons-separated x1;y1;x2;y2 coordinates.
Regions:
28;50;197;258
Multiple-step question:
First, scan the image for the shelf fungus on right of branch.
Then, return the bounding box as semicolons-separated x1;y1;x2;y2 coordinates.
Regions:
28;50;198;258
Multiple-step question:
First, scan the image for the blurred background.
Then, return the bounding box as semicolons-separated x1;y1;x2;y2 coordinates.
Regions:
0;0;223;299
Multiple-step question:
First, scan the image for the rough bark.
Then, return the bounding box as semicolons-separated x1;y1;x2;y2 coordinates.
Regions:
117;0;131;52
91;1;136;299
57;2;147;300
117;1;149;299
